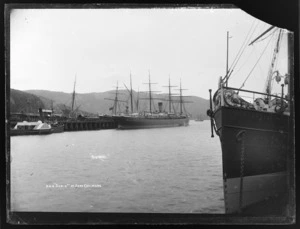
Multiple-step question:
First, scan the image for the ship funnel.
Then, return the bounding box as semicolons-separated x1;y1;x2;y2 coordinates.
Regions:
38;108;44;122
158;102;163;112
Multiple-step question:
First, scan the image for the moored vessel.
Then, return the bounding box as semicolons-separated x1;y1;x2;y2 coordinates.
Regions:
207;26;293;214
61;76;82;119
10;121;53;136
115;110;189;129
113;73;190;129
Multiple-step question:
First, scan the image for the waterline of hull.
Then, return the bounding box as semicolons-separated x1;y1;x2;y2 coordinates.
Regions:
224;172;287;213
213;106;289;213
115;116;190;129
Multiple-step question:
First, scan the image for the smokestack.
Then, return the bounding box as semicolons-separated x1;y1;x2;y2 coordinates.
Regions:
158;102;163;113
38;108;44;122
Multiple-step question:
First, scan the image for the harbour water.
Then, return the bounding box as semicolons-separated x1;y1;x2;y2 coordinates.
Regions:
10;120;224;213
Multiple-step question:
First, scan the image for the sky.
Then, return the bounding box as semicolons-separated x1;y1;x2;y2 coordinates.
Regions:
10;7;290;99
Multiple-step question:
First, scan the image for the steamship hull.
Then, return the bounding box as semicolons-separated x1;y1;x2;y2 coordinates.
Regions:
10;129;53;136
213;106;289;213
114;116;189;129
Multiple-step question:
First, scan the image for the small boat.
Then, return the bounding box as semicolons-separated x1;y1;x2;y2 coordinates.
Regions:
10;121;52;136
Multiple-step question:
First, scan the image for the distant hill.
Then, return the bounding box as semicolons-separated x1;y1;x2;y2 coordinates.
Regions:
10;89;48;113
10;89;94;117
25;89;210;120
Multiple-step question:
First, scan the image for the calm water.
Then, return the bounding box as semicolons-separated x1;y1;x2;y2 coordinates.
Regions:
10;120;224;213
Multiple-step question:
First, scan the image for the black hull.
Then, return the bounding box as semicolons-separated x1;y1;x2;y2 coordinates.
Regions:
10;129;53;136
213;106;289;213
113;116;189;129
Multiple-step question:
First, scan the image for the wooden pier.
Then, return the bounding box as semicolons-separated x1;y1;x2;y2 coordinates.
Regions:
10;112;118;132
60;119;117;131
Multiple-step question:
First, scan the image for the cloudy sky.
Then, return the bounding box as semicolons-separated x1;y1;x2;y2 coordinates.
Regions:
10;7;289;99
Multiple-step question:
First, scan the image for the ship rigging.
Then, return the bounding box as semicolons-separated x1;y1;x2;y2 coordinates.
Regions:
207;23;293;214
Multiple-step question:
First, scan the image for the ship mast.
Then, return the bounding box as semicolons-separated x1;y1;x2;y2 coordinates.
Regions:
168;77;172;113
163;76;177;113
143;71;158;113
141;72;160;113
248;25;280;99
265;29;283;103
173;79;191;116
179;79;183;114
130;72;133;113
148;72;152;113
248;26;284;102
104;81;126;115
136;87;140;112
114;82;119;115
51;100;54;113
123;73;134;113
225;31;229;87
71;75;76;112
177;79;187;115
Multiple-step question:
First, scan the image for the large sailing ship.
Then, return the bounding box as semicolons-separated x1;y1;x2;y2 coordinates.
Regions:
101;81;127;121
61;76;81;119
207;26;294;214
113;73;190;129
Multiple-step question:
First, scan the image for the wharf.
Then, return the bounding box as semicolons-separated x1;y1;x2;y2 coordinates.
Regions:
59;118;117;131
10;113;118;131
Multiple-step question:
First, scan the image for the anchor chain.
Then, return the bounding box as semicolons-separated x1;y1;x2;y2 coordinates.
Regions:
236;130;246;213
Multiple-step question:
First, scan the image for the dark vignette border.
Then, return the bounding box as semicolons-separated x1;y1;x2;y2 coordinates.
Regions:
2;0;298;226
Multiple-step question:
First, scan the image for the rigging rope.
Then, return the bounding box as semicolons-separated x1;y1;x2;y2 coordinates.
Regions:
265;29;283;96
172;102;177;114
254;28;277;44
230;22;259;74
231;47;256;78
224;20;259;82
238;32;275;90
183;104;188;115
163;101;168;112
231;29;278;80
228;20;257;73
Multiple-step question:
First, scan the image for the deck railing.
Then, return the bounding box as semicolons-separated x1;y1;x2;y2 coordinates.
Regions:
224;86;289;102
213;84;289;113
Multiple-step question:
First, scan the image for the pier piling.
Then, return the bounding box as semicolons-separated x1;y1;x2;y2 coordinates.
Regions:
58;119;116;131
